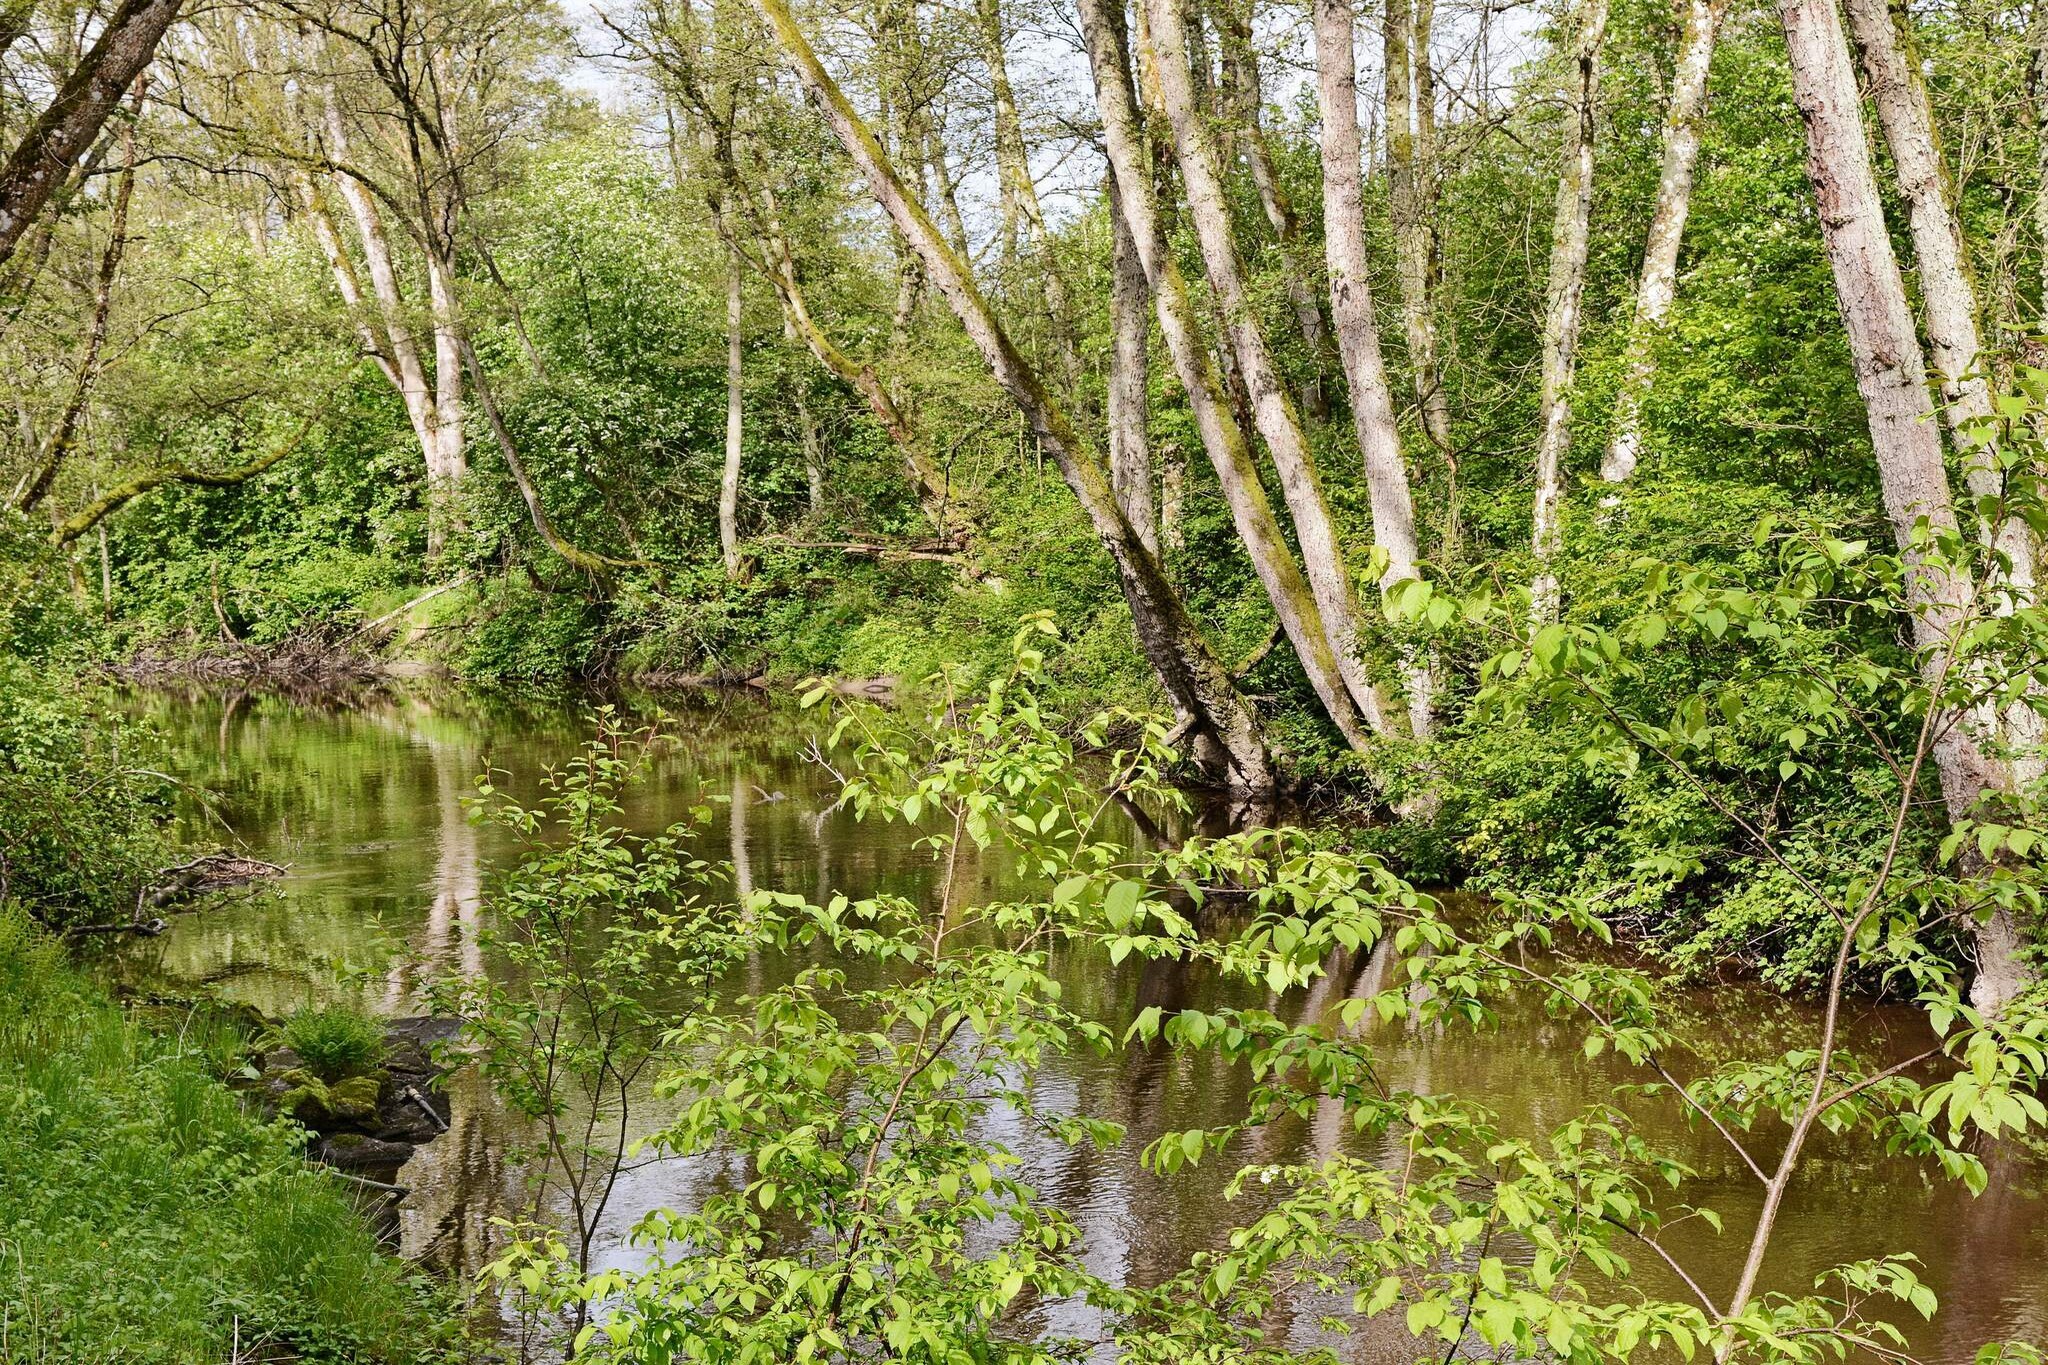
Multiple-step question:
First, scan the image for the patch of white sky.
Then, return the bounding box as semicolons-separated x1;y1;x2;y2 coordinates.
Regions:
549;0;1548;264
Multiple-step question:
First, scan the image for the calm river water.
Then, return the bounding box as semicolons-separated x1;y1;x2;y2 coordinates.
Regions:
114;683;2048;1360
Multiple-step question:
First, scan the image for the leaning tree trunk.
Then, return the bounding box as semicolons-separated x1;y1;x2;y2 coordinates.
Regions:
0;0;181;265
1313;0;1433;739
1841;0;1990;435
1084;0;1382;752
1601;0;1725;484
1845;0;2039;783
721;242;745;576
757;0;1276;795
15;119;134;514
1529;0;1610;625
1147;0;1392;740
1214;0;1330;420
1107;175;1159;555
1778;0;2033;1013
1384;0;1452;458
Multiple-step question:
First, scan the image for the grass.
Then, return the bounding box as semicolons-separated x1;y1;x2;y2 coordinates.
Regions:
0;905;471;1364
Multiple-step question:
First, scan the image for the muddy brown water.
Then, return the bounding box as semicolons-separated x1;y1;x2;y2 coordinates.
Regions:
112;684;2048;1360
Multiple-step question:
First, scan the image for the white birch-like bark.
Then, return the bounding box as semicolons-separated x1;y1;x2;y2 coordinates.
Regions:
1088;0;1381;751
1844;0;2038;783
424;248;468;490
1529;0;1610;624
1107;176;1158;555
1314;0;1433;738
758;0;1276;794
1841;0;1990;433
1778;0;2031;1013
1146;0;1392;738
1215;0;1330;418
1601;0;1725;483
720;243;745;576
1384;0;1453;455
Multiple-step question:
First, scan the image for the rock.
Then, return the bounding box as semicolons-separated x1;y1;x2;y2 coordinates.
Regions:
246;1014;459;1177
315;1131;417;1171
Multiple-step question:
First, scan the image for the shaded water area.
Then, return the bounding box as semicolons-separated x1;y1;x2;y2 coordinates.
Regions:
114;683;2048;1360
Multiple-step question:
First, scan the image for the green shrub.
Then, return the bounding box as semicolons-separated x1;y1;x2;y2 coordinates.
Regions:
282;1005;386;1082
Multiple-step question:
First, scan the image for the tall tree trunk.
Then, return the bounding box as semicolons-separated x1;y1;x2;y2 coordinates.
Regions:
1601;0;1725;484
1086;0;1382;752
1213;0;1330;420
0;0;181;265
758;0;1276;795
1842;0;1990;434
1384;0;1452;456
295;171;402;389
1108;175;1158;555
1529;0;1610;625
424;248;468;555
1846;0;2039;783
1778;0;2031;1012
320;94;456;555
1314;0;1433;738
1147;0;1392;739
721;243;745;576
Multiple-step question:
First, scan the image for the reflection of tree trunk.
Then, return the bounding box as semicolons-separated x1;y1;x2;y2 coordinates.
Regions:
729;764;754;902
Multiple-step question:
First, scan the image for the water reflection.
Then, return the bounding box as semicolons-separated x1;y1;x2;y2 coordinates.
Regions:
112;683;2048;1362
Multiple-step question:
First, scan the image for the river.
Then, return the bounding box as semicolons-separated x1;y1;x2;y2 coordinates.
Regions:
112;682;2048;1360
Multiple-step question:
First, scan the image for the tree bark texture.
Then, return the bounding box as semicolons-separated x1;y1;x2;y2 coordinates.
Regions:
1085;0;1381;753
1529;0;1610;624
721;242;745;576
0;0;181;265
1314;0;1433;737
1384;0;1452;455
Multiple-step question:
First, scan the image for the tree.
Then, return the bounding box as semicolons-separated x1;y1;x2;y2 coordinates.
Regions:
1384;0;1452;457
1776;0;2033;1010
1529;0;1611;624
755;0;1277;796
1079;0;1387;754
1600;0;1727;485
1312;0;1432;737
1145;0;1394;740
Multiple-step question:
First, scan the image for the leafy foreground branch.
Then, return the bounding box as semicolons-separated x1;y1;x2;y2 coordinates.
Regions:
480;608;2047;1365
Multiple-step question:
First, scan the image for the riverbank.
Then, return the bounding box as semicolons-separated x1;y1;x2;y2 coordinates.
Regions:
0;905;478;1363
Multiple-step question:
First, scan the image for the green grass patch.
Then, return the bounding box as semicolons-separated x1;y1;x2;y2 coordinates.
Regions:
0;906;470;1364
